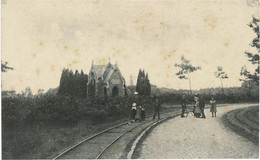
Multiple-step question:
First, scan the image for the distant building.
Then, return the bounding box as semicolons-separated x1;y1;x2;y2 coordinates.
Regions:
88;60;126;98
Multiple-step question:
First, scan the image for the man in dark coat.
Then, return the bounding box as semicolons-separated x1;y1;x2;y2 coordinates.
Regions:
181;95;187;118
199;95;206;118
153;97;160;120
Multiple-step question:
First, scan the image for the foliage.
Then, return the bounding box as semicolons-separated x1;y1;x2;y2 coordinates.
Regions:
242;16;259;85
175;56;201;94
1;61;13;72
2;87;258;158
240;65;255;98
214;66;229;79
58;69;88;98
135;69;151;96
214;66;229;94
88;79;96;99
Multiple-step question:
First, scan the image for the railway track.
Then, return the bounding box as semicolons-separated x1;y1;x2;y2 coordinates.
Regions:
52;107;181;159
222;105;259;145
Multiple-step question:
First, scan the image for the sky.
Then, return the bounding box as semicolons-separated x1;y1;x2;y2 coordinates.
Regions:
1;0;259;94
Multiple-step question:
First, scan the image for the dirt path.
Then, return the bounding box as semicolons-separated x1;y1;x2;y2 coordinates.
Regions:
137;104;259;159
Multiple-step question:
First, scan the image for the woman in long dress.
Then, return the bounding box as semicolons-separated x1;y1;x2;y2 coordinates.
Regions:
210;98;217;117
193;95;202;118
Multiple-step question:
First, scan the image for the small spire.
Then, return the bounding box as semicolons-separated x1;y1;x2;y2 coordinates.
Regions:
115;61;117;66
108;57;111;63
92;60;94;66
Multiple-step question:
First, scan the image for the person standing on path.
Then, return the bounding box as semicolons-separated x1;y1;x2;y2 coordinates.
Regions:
153;97;161;120
131;103;137;122
181;95;187;118
199;95;206;118
210;97;217;117
130;91;139;122
193;94;201;118
140;106;146;121
136;104;142;122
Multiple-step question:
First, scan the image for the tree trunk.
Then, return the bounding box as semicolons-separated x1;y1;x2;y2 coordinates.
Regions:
220;78;224;95
188;72;192;95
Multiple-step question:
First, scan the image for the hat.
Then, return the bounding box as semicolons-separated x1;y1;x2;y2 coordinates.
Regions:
132;103;136;106
134;92;138;95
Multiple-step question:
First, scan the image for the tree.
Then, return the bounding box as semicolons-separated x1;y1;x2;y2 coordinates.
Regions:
241;16;259;85
136;69;143;95
58;69;70;96
23;87;33;98
68;70;75;96
214;66;228;95
175;56;201;94
240;65;254;97
58;68;88;98
145;73;151;95
88;80;96;99
1;61;13;72
74;70;80;97
135;69;151;96
79;70;88;98
37;89;44;97
124;83;128;96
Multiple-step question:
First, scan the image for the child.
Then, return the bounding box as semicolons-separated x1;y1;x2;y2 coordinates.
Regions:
210;97;217;117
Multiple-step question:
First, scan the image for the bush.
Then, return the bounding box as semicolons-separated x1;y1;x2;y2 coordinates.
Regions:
2;91;258;158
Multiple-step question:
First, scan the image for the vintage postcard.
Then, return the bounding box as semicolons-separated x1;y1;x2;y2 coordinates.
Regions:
1;0;259;159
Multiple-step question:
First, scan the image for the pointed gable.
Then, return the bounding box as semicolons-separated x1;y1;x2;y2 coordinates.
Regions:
91;65;106;78
103;62;113;79
89;60;125;84
104;64;125;84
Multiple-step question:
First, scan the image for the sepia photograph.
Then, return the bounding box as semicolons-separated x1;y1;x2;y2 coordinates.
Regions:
1;0;259;159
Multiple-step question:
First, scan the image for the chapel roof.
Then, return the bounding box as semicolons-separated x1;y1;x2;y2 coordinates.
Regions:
90;61;125;84
92;65;107;78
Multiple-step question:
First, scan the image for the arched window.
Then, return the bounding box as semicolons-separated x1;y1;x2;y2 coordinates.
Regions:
112;86;119;97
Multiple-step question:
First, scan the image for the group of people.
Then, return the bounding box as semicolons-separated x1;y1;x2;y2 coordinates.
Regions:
131;102;146;122
130;92;217;122
131;92;161;122
181;94;217;118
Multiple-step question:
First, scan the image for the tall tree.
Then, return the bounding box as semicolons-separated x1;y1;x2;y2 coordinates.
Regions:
24;87;33;98
145;73;151;95
136;69;143;95
135;69;151;96
68;70;75;96
79;70;88;98
175;56;201;94
214;66;229;95
37;89;44;96
88;80;95;99
1;61;13;72
58;69;88;98
240;65;254;97
58;68;70;96
241;16;259;85
124;83;128;96
74;70;80;97
58;69;66;95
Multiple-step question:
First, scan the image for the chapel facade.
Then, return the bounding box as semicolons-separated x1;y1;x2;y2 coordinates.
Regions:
88;60;126;98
